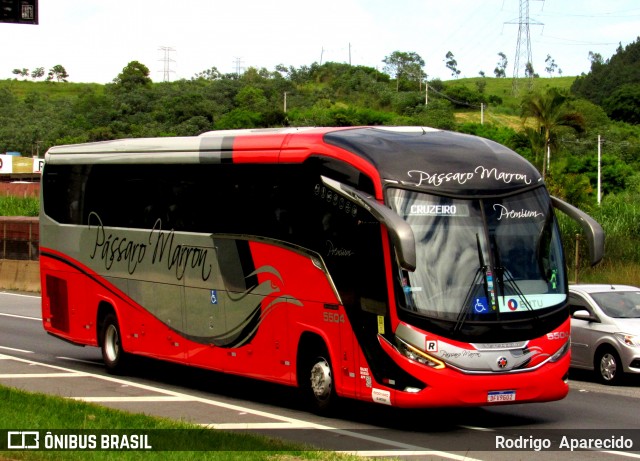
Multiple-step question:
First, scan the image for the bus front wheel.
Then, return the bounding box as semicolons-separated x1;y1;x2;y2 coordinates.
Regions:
300;348;337;414
101;313;128;374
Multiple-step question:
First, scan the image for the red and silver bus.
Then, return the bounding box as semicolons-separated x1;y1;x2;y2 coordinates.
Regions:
40;126;604;412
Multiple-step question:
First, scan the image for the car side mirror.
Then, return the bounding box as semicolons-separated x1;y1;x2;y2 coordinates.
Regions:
572;309;598;322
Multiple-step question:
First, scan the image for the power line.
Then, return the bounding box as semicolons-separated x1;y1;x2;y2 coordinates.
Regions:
426;85;482;109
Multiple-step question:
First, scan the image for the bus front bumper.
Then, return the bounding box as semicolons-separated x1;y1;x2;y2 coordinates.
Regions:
376;334;570;408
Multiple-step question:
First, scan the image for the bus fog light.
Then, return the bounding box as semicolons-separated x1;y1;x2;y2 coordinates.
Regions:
404;387;422;393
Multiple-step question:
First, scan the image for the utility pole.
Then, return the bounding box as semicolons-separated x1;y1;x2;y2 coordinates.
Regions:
505;0;544;94
425;82;428;106
284;92;287;113
597;134;602;205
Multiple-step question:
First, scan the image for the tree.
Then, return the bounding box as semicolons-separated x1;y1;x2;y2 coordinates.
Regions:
445;51;461;78
588;51;605;67
193;66;222;81
382;51;425;91
521;88;585;179
31;67;45;80
12;68;29;79
524;62;538;79
544;55;558;77
603;83;640;124
113;61;152;89
235;86;268;112
47;65;69;82
494;52;508;78
572;38;640;123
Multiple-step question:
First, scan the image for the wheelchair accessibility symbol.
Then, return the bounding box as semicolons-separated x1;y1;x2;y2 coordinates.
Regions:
474;298;489;313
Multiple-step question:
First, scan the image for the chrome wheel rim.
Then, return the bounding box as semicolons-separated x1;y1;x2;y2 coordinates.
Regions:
104;324;120;363
310;358;332;401
600;353;617;381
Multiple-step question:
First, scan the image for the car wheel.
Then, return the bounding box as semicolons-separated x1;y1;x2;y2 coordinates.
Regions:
101;313;128;374
595;348;623;385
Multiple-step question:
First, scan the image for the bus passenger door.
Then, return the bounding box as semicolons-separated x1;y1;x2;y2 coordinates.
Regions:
335;304;359;399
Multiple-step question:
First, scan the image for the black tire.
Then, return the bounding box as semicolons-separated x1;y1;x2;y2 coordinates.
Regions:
101;313;128;374
595;348;623;385
300;348;338;415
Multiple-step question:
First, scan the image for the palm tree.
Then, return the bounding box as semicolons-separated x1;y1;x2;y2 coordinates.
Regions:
521;88;584;179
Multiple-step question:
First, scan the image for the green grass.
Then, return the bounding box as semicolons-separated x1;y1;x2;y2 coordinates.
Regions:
453;75;578;108
0;79;103;100
0;385;360;461
558;192;640;286
0;196;39;217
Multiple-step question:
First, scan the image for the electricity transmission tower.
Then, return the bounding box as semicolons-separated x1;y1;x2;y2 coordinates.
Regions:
233;57;245;77
505;0;544;94
159;46;176;82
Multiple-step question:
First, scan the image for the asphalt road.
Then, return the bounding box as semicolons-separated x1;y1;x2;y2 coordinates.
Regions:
1;290;639;460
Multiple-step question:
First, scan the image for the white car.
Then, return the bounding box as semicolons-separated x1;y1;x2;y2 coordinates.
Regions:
569;284;640;384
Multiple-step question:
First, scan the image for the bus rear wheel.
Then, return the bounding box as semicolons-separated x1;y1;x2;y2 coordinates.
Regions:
101;313;128;374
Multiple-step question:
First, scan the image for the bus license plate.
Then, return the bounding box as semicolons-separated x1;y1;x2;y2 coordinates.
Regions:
487;390;516;402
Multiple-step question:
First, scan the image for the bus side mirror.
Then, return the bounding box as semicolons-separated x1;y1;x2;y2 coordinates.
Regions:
321;176;416;272
551;196;605;267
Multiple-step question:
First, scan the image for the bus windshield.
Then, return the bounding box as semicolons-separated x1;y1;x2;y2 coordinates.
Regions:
388;187;566;322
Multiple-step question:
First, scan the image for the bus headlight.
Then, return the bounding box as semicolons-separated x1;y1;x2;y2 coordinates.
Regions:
549;340;570;362
396;338;445;369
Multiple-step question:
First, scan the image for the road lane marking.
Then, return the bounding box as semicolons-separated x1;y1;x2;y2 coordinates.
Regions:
0;373;87;378
0;312;40;321
0;291;41;299
0;352;484;460
339;451;479;460
602;451;640;459
0;346;34;354
73;396;194;402
200;423;302;429
459;425;495;432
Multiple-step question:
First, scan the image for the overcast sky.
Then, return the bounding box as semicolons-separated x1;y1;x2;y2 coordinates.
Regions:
1;0;639;84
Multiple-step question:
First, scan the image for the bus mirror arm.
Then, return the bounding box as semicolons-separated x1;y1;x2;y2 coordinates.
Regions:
550;196;605;266
320;176;417;272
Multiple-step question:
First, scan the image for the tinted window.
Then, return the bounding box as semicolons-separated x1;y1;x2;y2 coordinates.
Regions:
42;160;387;310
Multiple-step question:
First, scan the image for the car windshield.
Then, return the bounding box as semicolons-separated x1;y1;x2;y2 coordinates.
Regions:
388;187;566;321
591;291;640;318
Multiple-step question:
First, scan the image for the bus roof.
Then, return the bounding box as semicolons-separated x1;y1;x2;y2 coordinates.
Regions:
322;127;543;195
45;126;542;195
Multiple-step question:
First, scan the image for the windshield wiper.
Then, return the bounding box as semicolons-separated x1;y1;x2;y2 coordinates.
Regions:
454;234;491;334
